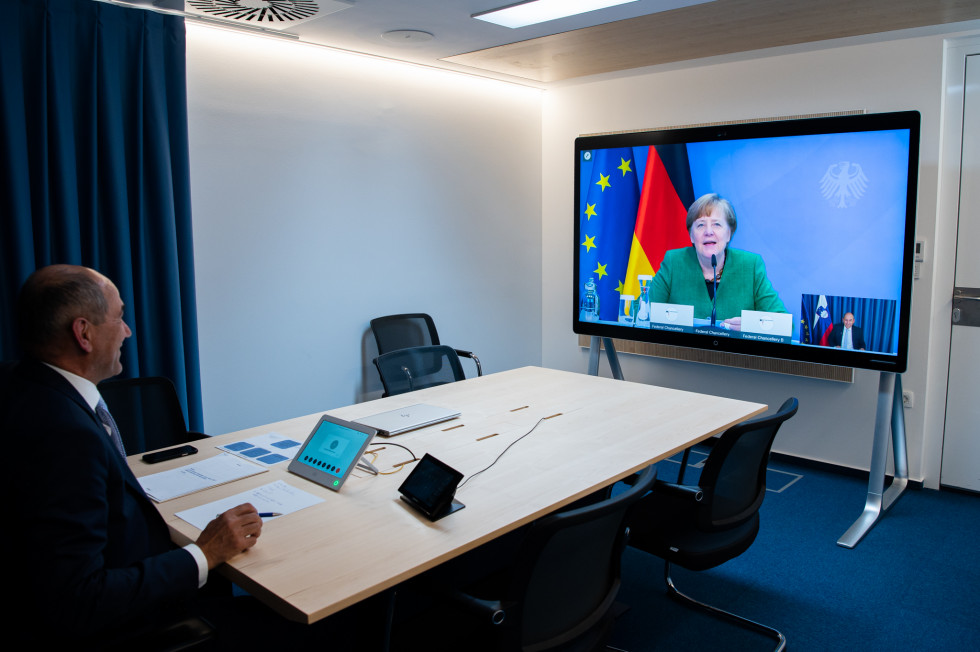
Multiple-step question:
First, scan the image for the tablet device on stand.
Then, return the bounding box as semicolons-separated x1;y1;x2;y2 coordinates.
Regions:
288;414;378;491
398;453;464;521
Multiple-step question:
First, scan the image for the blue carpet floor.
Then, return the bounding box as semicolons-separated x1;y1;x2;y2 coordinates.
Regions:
609;450;980;651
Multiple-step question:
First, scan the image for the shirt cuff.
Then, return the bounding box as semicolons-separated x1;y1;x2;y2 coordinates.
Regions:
183;543;209;588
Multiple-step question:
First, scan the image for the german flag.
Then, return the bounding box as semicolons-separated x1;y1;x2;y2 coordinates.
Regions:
623;144;695;299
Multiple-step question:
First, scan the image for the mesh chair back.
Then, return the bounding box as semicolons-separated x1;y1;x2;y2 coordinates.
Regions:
373;345;464;397
98;377;193;454
698;397;798;529
0;361;14;416
370;313;439;355
508;465;658;650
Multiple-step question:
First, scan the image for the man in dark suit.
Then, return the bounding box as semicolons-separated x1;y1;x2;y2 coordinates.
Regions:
829;312;866;350
2;265;262;647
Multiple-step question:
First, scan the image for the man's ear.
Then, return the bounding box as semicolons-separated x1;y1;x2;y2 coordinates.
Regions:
71;317;95;353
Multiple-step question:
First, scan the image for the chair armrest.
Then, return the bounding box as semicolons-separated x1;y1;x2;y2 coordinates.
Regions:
454;350;483;376
411;574;510;625
621;473;700;501
620;473;641;486
653;480;703;502
443;587;508;625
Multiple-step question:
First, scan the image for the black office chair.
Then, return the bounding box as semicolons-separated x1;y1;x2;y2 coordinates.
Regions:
0;360;14;407
425;465;658;652
104;615;215;652
373;345;466;397
98;376;208;454
370;313;482;376
625;398;798;652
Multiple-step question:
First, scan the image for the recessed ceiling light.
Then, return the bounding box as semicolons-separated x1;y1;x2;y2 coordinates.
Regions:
473;0;639;29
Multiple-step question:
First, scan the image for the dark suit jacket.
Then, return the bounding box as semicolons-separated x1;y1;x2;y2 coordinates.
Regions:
829;323;866;350
1;360;198;643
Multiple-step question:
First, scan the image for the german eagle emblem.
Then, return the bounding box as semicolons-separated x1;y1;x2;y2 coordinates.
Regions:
820;161;868;208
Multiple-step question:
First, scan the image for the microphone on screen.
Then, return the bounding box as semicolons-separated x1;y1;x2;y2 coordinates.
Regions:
710;254;718;327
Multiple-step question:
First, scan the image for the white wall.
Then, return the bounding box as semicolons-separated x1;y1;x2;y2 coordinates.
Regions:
186;26;543;434
541;31;974;482
185;20;976;485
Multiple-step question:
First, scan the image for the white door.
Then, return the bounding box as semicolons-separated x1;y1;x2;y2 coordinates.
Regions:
941;53;980;492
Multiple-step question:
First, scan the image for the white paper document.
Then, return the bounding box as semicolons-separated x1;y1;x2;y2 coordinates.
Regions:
175;480;325;530
139;453;267;503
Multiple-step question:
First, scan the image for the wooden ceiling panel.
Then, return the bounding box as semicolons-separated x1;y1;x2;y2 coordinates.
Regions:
443;0;980;82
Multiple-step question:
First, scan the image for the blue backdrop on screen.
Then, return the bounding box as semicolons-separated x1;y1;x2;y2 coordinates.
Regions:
687;130;910;342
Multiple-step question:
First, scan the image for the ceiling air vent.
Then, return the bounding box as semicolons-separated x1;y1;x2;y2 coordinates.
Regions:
184;0;353;30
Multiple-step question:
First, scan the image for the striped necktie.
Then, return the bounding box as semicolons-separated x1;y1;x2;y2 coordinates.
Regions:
96;398;127;458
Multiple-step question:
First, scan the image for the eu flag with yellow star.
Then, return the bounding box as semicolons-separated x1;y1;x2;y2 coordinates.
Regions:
579;147;641;322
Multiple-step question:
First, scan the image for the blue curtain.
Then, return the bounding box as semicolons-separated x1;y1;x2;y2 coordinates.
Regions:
0;0;203;430
800;294;898;354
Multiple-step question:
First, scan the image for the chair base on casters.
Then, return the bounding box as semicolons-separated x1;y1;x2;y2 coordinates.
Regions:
664;562;786;652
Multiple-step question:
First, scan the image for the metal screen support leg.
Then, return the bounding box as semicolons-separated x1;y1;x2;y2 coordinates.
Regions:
587;336;624;380
837;372;909;548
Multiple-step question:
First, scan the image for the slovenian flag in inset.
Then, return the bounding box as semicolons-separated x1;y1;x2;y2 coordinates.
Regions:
814;295;834;346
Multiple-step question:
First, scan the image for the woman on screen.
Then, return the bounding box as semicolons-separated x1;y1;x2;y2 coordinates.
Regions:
649;193;786;330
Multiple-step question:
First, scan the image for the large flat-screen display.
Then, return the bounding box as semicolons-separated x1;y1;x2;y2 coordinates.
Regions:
574;111;919;372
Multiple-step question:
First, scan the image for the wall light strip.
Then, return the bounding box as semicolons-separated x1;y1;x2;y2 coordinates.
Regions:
99;0;546;90
473;0;639;29
185;22;545;92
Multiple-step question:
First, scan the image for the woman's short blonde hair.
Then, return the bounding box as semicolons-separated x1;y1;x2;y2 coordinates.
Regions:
686;193;737;235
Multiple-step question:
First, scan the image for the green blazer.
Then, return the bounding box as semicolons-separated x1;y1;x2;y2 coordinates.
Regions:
649;247;786;321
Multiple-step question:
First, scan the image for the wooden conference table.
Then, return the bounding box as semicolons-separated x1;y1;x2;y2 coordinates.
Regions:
130;366;766;625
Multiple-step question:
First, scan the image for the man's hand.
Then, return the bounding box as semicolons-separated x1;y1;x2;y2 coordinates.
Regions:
196;503;263;570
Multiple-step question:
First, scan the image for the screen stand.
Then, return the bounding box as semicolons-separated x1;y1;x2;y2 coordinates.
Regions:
837;372;909;549
587;336;624;380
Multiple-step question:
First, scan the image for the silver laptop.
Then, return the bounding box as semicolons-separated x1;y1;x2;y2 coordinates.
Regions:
353;403;461;437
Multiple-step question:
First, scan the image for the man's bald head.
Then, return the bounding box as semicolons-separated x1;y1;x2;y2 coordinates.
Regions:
17;265;110;359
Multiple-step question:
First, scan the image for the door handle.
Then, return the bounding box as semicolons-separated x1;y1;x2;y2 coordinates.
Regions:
952;287;980;326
